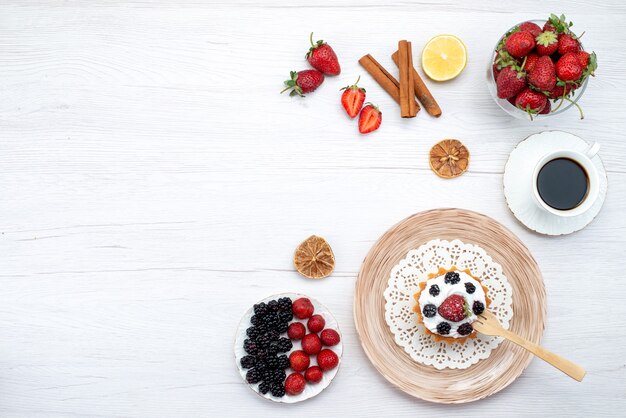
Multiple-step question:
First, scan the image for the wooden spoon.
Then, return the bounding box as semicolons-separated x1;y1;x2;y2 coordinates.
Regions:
472;309;586;381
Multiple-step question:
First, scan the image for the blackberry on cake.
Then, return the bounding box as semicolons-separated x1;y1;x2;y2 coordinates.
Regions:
422;304;437;318
436;322;452;335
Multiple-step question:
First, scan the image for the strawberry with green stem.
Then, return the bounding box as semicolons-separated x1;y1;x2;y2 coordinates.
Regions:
515;88;547;120
306;32;341;76
281;69;324;97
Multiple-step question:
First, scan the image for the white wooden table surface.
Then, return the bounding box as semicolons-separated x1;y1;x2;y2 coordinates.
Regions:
2;1;626;417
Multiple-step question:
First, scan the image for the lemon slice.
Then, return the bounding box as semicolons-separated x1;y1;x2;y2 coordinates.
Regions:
421;35;467;81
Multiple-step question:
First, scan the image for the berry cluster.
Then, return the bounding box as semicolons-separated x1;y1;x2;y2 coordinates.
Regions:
493;14;597;120
284;297;341;396
240;296;341;398
240;297;294;397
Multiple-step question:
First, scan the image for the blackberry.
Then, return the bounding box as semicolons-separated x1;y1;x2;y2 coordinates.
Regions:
268;300;280;312
436;322;451;335
250;315;261;326
246;326;260;340
263;313;280;331
240;355;256;369
472;301;485;315
464;282;476;294
254;359;268;372
276;337;292;353
275;321;289;334
270;383;286;398
246;368;261;384
429;284;440;297
255;349;268;362
457;322;473;336
255;323;269;335
278;310;293;322
444;272;461;284
422;304;437;318
270;369;286;383
266;355;280;370
266;343;279;356
278;297;292;312
253;302;268;317
256;330;279;348
243;339;258;355
277;354;290;369
259;381;271;394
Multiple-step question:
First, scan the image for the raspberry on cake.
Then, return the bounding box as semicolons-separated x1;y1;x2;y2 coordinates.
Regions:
412;266;491;344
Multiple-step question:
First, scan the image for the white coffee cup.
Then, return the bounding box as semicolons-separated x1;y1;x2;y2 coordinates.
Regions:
531;142;601;217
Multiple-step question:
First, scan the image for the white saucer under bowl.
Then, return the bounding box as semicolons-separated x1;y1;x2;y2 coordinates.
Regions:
234;293;342;403
503;130;607;236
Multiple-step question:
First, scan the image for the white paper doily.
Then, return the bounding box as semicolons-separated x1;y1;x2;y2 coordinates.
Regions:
383;239;513;370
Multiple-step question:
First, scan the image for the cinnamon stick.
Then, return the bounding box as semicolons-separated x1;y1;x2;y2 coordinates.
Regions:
392;50;442;117
398;40;412;118
358;54;419;109
407;42;417;117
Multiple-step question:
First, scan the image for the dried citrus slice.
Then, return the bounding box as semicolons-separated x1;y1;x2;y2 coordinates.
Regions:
421;35;467;81
294;235;335;279
429;139;470;178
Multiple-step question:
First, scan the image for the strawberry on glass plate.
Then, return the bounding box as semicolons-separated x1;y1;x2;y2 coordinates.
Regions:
234;293;343;403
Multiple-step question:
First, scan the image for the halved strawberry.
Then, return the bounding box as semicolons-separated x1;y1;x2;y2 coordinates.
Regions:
340;76;366;118
358;103;381;134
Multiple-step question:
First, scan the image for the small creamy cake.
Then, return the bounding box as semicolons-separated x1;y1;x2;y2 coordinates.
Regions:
413;267;491;344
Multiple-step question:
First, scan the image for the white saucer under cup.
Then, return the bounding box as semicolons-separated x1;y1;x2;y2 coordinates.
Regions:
503;131;608;236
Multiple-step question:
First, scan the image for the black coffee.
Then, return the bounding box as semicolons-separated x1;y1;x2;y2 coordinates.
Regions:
537;158;589;210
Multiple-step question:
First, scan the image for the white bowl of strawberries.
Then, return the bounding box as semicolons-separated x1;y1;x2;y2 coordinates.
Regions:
488;14;597;120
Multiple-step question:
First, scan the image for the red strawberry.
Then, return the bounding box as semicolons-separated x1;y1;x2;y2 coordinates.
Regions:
289;350;310;372
535;31;558;56
301;333;322;355
539;100;551;115
492;62;501;81
340;76;366;118
306;32;340;76
304;366;323;383
505;31;535;58
520;21;542;38
496;66;526;99
528;56;556;91
522;53;539;72
320;329;341;346
558;33;580;55
307;314;325;333
549;83;572;99
515;88;547;119
577;51;590;68
358;103;381;134
543;21;556;32
292;297;314;319
285;372;306;396
437;295;469;322
287;322;306;340
317;349;339;371
556;52;583;81
281;70;324;97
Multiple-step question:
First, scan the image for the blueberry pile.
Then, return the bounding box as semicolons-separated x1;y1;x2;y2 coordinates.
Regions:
240;297;293;397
